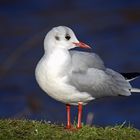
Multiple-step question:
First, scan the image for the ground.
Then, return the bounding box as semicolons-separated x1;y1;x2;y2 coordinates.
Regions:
0;119;140;140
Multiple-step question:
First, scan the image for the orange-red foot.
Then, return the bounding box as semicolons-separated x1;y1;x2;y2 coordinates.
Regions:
76;126;82;129
65;125;71;129
65;125;79;131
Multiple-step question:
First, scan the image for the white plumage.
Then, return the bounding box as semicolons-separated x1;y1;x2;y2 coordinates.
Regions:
35;26;139;106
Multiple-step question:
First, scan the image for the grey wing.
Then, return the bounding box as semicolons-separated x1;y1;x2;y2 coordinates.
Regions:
69;50;105;72
68;67;131;98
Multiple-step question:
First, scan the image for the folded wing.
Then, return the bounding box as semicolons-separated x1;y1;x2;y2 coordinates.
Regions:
69;51;131;98
70;50;105;72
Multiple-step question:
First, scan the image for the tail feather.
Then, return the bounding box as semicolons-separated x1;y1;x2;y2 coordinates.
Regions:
131;88;140;93
119;72;140;93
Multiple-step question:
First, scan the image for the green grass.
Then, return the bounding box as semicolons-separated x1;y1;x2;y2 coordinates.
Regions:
0;120;140;140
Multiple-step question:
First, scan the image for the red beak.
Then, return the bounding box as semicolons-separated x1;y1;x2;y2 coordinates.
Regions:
73;41;91;49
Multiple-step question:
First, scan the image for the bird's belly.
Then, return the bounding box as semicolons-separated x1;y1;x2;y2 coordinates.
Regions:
38;77;93;104
36;72;93;105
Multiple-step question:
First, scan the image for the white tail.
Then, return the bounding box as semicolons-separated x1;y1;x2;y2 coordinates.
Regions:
131;88;140;93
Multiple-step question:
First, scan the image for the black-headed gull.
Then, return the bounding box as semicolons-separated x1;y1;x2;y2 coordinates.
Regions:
35;26;140;129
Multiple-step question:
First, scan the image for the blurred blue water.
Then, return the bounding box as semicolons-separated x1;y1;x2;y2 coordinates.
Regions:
0;0;140;128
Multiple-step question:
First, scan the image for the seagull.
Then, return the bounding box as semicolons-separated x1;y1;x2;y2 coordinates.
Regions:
35;26;140;129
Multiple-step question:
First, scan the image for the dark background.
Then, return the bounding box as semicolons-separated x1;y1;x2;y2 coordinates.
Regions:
0;0;140;128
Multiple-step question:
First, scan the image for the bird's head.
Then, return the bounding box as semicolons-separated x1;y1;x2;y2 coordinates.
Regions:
44;26;91;51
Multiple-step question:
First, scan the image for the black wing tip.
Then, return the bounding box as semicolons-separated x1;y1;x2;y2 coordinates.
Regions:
121;72;140;80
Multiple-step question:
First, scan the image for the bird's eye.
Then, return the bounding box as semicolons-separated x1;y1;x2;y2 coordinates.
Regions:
55;36;60;41
65;34;71;40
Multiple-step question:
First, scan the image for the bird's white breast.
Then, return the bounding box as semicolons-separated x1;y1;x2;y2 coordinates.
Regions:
35;49;93;105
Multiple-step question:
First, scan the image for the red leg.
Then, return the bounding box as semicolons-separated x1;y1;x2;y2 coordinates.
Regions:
77;102;83;129
66;104;71;129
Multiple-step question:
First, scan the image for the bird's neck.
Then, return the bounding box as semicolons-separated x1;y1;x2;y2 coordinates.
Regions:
45;47;71;77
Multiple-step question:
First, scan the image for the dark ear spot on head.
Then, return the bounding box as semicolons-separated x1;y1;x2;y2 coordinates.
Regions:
55;36;60;41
